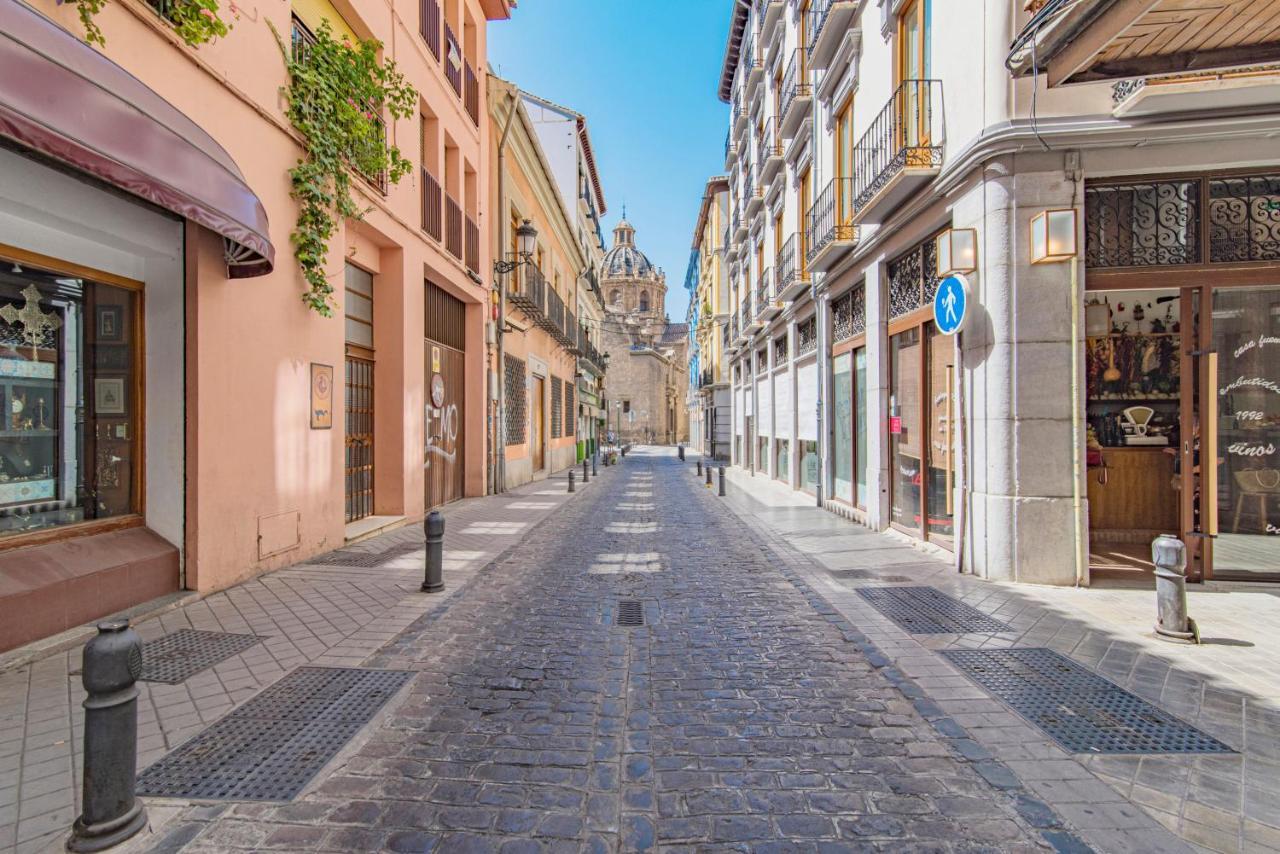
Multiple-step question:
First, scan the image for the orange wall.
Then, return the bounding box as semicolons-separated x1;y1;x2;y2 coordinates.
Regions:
30;0;509;592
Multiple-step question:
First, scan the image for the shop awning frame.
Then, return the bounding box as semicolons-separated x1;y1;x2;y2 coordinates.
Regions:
0;0;274;277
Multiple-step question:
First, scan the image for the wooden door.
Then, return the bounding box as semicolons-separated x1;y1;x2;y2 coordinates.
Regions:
532;375;545;471
424;342;465;510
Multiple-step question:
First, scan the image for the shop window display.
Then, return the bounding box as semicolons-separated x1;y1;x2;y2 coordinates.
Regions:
775;438;790;483
0;259;139;537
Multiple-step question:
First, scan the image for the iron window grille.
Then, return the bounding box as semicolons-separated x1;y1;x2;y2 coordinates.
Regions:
756;347;767;372
565;384;575;436
774;333;788;362
1084;178;1201;268
832;284;865;342
1209;174;1280;262
551;377;562;439
796;316;818;356
504;354;526;445
887;233;941;319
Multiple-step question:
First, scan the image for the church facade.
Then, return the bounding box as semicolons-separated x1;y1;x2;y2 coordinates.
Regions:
598;219;689;445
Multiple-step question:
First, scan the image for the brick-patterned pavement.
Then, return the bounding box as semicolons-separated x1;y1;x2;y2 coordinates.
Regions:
0;468;596;854
146;449;1082;852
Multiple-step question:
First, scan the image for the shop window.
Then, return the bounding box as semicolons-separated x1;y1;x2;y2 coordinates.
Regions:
0;259;140;539
1085;179;1200;268
775;438;790;483
1208;174;1280;263
800;440;819;493
758;436;769;471
834;353;854;503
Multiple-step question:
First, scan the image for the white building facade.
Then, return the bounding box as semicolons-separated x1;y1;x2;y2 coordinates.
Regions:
719;0;1280;586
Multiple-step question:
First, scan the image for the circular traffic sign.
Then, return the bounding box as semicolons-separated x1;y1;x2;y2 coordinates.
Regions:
934;274;969;335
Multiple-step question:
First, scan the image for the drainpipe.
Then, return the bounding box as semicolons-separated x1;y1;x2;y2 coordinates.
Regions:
495;89;519;494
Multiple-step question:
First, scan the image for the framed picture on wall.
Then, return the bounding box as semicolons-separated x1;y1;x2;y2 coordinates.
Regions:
94;377;126;415
310;363;333;429
96;305;123;342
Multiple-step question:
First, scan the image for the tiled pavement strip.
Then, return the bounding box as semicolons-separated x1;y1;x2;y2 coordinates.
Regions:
120;447;1088;853
0;467;597;854
717;464;1280;854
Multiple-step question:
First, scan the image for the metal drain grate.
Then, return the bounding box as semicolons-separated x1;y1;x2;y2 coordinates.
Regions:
856;586;1014;634
137;666;412;800
140;629;265;684
308;541;421;567
943;648;1234;755
616;600;644;626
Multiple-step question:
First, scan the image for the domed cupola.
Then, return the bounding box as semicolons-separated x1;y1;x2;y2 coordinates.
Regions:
603;217;654;278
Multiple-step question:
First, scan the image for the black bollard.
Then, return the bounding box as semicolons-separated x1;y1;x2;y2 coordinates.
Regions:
697;460;703;476
583;458;589;483
422;510;445;593
678;445;685;461
568;469;576;493
705;464;713;488
68;621;147;852
592;454;597;476
718;466;726;496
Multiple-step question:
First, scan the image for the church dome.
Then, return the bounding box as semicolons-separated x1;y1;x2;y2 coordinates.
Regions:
603;218;654;278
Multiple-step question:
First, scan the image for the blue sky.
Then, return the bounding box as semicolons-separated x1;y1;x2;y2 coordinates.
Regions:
489;1;731;322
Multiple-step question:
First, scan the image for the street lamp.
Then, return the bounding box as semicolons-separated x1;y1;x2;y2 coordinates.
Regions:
494;218;538;275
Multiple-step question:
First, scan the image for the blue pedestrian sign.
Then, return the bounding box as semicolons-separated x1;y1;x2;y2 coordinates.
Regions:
933;273;968;335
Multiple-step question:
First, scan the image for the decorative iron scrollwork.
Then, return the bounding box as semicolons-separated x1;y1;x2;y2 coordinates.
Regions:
832;284;865;342
1209;174;1280;263
887;236;940;320
796;315;818;356
1084;179;1201;268
503;355;526;445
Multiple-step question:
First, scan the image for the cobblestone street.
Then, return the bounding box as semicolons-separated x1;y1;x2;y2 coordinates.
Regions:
143;450;1084;852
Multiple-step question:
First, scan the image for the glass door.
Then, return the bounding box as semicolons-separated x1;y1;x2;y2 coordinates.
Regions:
925;322;954;549
889;326;922;536
1205;284;1280;580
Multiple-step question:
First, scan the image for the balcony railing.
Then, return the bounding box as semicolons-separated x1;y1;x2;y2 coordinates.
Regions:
508;261;577;350
776;233;806;293
445;193;462;259
577;326;606;371
509;259;546;317
464;61;479;125
464;213;479;273
806;0;829;56
755;267;772;316
740;298;751;330
806;177;857;265
851;79;944;219
757;118;780;165
780;50;810;128
444;24;462;95
419;0;440;59
421;167;442;240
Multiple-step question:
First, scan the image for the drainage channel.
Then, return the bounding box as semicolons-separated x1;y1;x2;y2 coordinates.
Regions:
139;629;265;684
856;585;1015;634
137;666;412;801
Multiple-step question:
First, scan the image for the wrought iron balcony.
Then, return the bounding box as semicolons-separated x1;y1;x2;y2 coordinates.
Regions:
745;163;764;217
806;177;858;272
740;297;752;331
724;129;737;170
775;233;809;301
733;88;750;136
445;192;463;259
756;267;780;321
779;50;812;137
508;258;546;319
850;79;944;225
444;24;462;96
464;61;479;126
577;326;605;372
464;213;479;274
419;0;441;59
806;0;858;70
757;118;784;186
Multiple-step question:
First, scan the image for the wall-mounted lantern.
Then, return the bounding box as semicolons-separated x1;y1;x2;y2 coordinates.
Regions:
1030;209;1077;264
935;227;977;277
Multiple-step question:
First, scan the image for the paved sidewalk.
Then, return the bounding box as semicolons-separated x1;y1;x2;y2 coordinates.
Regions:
0;465;602;854
718;462;1280;854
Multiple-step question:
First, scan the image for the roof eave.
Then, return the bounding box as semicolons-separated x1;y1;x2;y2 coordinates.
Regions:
718;1;750;103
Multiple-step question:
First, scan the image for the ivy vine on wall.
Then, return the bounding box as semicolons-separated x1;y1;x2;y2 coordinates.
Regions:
275;21;416;315
65;0;231;47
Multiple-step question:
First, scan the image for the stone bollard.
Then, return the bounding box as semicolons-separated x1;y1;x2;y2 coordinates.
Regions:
422;510;445;593
718;466;726;496
705;464;713;488
568;469;576;493
678;445;685;461
696;460;703;477
68;621;147;853
583;458;589;484
1152;535;1196;642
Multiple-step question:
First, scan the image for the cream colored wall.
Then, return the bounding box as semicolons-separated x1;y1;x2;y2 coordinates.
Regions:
28;0;504;592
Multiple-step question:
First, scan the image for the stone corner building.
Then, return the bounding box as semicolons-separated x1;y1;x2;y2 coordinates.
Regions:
598;219;689;445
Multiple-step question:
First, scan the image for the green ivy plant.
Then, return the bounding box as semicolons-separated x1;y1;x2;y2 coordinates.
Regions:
66;0;231;47
274;21;416;315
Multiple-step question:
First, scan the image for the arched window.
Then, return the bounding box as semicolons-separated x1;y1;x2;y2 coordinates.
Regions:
610;289;621;306
639;291;650;312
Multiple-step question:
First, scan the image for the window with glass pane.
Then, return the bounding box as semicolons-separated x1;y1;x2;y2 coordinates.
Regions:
344;263;374;348
800;440;819;493
890;328;922;534
855;347;868;507
0;260;139;538
834;353;853;503
776;438;790;483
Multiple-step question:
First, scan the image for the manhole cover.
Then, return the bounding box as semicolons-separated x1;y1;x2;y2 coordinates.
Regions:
137;666;412;800
943;648;1234;755
856;586;1014;634
617;600;644;626
309;541;420;567
140;629;265;684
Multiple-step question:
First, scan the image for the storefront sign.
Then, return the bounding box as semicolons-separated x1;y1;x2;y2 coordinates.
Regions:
933;274;969;335
889;416;903;435
310;362;333;429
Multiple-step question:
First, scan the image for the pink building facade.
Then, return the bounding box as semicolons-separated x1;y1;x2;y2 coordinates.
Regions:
0;0;510;651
